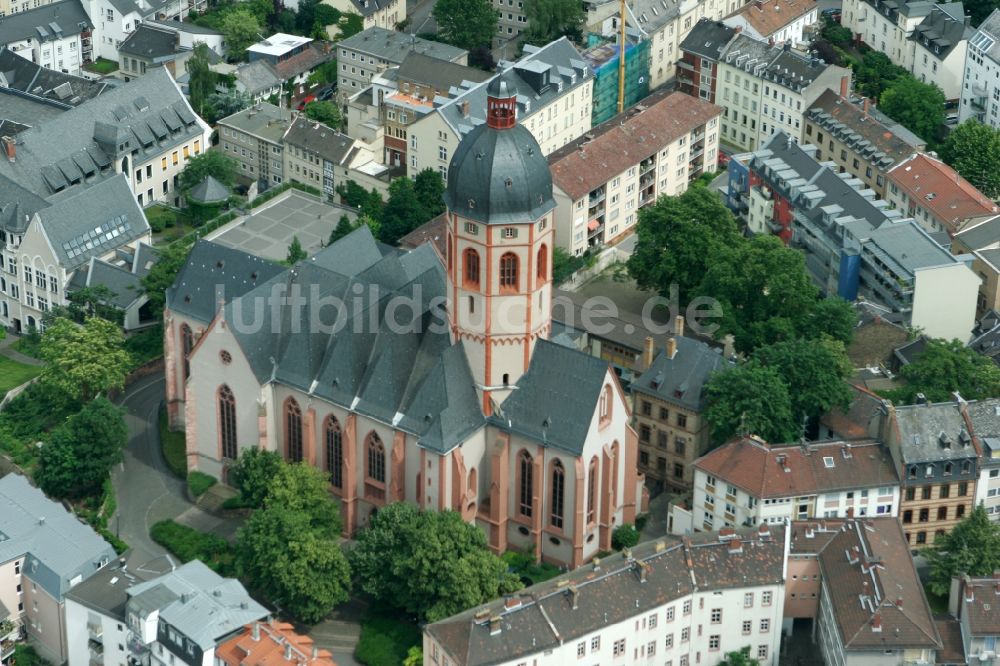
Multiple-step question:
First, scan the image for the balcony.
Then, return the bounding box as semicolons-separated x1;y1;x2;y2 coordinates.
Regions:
87;622;103;640
587;222;604;239
639;158;655;175
971;96;988;111
676;59;695;71
688;144;705;161
88;639;103;659
588;188;606;206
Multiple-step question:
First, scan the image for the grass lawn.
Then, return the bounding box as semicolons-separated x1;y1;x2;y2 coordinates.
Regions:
187;471;217;497
159;405;187;479
0;356;41;399
85;58;119;74
356;606;421;666
502;550;562;586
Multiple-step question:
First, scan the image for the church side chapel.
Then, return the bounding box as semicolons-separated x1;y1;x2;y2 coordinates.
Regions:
164;76;645;567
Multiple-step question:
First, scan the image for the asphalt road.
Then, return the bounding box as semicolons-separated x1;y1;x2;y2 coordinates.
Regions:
111;372;191;563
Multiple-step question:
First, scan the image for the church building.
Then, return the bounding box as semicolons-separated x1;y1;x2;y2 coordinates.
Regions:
163;76;646;567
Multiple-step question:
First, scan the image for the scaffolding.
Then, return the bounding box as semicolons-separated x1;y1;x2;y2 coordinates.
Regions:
582;38;651;125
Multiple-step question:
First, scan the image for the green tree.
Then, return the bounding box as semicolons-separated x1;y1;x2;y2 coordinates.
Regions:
695;234;819;355
231;448;284;508
925;505;1000;596
304;101;343;128
206;89;252;120
414;168;446;219
879;76;946;144
754;338;853;423
286;235;307;265
329;215;355;245
940;120;1000;199
433;0;498;50
307;58;339;86
335;180;384;219
39;317;131;402
351;503;522;621
262;462;341;532
66;285;119;323
178;151;238;192
521;0;584;44
801;296;855;346
335;12;363;39
964;0;998;27
36;397;127;498
379;177;427;244
220;8;263;60
705;362;798;445
403;647;423;666
611;524;640;550
186;43;217;119
628;186;741;305
141;243;191;316
853;51;905;100
720;648;761;666
899;338;1000;403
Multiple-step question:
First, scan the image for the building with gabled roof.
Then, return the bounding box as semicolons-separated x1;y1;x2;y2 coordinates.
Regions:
677;19;739;104
424;526;788;666
907;3;972;102
216;620;336;665
948;574;1000;660
960;9;1000;126
0;0;92;73
321;0;400;32
167;79;646;567
723;0;818;47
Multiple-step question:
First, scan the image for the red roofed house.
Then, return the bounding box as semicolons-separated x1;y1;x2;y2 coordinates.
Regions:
948;575;1000;661
886;153;998;237
216;621;336;666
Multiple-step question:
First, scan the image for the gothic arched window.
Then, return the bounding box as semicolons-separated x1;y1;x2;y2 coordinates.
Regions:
218;385;237;460
518;450;534;517
284;398;303;462
325;415;343;489
500;252;519;292
550;460;565;529
367;432;385;484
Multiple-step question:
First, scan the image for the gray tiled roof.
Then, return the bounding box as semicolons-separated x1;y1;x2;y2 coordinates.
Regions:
893;401;979;464
187;174;229;204
971;9;1000;63
631;340;731;411
125;560;267;651
865;218;957;274
396;52;491;91
680;19;738;60
337;27;466;64
0;474;116;600
217;102;291;144
281;116;356;165
232;60;282;96
955;214;1000;250
67;256;145;309
910;3;972;60
118;24;182;60
0;47;109;111
0;177;48;235
64;551;175;621
0;0;92;45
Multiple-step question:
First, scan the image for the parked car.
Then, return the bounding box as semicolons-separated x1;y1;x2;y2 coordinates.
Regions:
295;95;316;111
821;7;842;21
317;86;334;101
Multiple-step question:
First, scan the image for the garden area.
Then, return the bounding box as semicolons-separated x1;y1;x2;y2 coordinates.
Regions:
356;606;422;666
150;519;236;575
83;58;118;75
0;356;41;401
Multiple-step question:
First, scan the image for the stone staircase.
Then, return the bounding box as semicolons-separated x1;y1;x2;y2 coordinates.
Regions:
195;483;239;513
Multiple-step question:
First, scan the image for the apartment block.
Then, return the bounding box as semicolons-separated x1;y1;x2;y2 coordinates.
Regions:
281;116;357;200
677;19;739;104
960;10;1000;125
802;89;925;199
886;152;997;237
953;215;1000;315
949;575;1000;660
217;103;293;188
323;0;401;31
714;33;852;152
424;527;788;666
0;0;92;73
722;0;818;47
548;89;722;255
406;38;593;181
685;437;899;534
629;323;731;493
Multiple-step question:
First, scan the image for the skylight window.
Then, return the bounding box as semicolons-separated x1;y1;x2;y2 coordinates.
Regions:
823;456;835;468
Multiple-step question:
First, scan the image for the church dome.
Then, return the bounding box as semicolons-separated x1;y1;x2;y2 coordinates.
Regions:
443;77;555;225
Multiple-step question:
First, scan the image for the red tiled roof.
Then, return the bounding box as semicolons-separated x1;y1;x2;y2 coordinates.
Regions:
726;0;818;38
888;153;997;234
399;211;447;257
958;577;1000;636
548;90;722;201
694;436;897;498
269;42;334;82
216;621;336;666
821;384;886;440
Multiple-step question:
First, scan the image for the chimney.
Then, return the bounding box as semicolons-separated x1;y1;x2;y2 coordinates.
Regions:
674;315;685;338
312;646;319;659
871;612;882;632
896;597;902;608
489;616;502;635
2;136;15;163
728;540;743;554
284;643;293;660
840;75;850;99
666;337;677;359
862;97;870;115
461;100;470;117
643;336;656;370
965;578;975;603
251;623;260;641
570;585;579;609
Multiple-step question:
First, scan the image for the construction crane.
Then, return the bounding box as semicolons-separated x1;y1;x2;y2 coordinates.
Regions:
617;0;627;113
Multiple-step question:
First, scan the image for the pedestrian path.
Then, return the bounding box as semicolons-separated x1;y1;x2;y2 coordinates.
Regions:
0;334;43;366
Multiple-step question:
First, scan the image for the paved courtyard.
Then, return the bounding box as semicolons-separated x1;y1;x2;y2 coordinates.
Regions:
210;191;357;262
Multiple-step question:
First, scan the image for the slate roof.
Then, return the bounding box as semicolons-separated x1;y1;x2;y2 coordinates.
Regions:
695;437;898;498
165;239;284;324
891;401;980;464
118;23;182;60
969;311;1000;365
0;47;109;110
954;214;1000;251
958;577;1000;635
818;518;940;650
67;256;145;309
724;0;818;39
426;527;787;666
630;338;730;411
909;3;972;61
492;339;613;455
187;175;229;204
721;34;838;92
679;18;738;60
396;52;490;91
341;0;396;18
338;28;466;64
281;116;356;165
0;177;49;235
969;9;1000;64
217;102;292;144
125;560;268;651
0;66;203;200
0;0;92;45
64;551;175;621
549;89;722;201
232;60;282;96
0;474;116;600
398;211;447;255
888;153;997;234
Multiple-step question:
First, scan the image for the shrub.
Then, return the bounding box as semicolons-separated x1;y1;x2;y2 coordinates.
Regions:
150;519;234;575
159;406;187;479
355;607;422;666
634;513;648;532
612;524;640;550
187;471;217;497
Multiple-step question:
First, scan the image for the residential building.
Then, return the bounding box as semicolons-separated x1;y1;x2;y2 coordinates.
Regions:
581;38;651;126
407;39;593;180
715;33;852;152
217;621;335;666
953;215;1000;315
87;0;203;62
843;0;942;67
494;0;527;48
0;473;116;664
322;0;400;31
217;103;293;188
281;115;357;199
949;575;1000;660
966;399;1000;520
0;47;109;129
907;3;971;102
969;309;1000;366
723;0;818;47
677;19;739;104
146;19;225;56
246;33;334;100
886;153;997;237
687;437;899;533
125;560;268;666
0;0;91;73
810;518;941;664
802;89;925;198
630;323;730;493
117;23;189;81
335;28;467;103
960;9;1000;126
735;131;979;340
66;243;159;331
424;526;788;666
549;88;722;255
221;60;282;103
0;60;211;208
880;399;979;547
166;79;646;567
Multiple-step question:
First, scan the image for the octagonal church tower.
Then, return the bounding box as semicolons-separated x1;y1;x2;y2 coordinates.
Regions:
443;76;556;414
